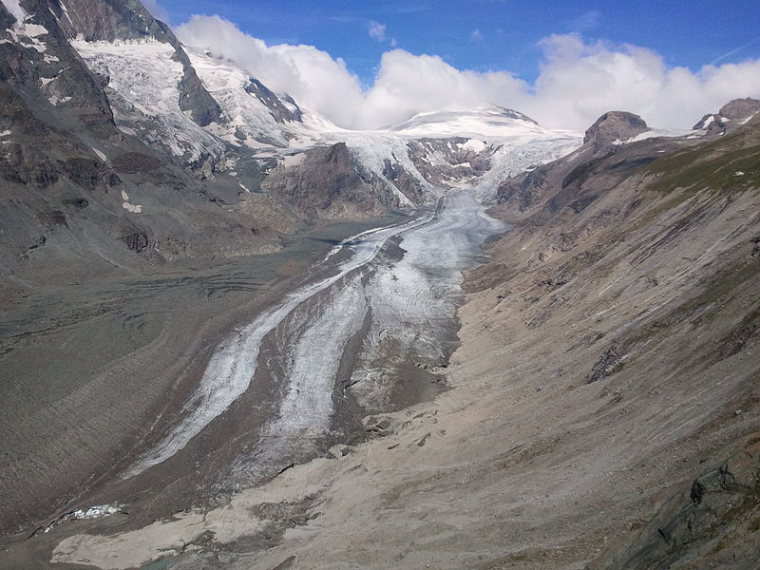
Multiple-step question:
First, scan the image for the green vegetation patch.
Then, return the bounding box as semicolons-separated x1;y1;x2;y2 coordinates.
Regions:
646;135;760;194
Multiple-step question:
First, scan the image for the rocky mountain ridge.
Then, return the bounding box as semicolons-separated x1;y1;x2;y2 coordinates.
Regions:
0;0;582;283
693;96;760;136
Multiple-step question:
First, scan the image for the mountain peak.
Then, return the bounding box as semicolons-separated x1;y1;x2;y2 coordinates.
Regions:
692;97;760;136
387;106;542;137
583;111;649;149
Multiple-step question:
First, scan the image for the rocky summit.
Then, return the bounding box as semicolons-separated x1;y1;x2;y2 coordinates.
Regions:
0;1;759;569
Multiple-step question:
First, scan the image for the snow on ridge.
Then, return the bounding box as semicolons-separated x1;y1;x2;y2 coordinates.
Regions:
184;47;289;148
65;34;582;200
385;107;545;138
71;38;224;162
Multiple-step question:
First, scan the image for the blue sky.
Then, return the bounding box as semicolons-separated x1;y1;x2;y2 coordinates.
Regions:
154;0;760;131
154;0;760;85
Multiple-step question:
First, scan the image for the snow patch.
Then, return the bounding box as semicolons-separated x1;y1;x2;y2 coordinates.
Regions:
121;190;143;213
66;504;124;521
461;139;487;153
280;152;305;168
122;202;143;213
48;95;71;106
0;130;10;137
92;148;107;162
238;182;251;192
21;22;47;38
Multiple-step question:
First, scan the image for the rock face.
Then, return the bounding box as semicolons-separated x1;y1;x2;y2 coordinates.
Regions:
406;137;492;186
693;97;760;136
262;143;393;219
589;434;760;570
583;110;649;150
59;0;222;127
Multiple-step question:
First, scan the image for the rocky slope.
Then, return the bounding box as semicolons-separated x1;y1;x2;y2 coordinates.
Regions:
5;1;758;567
0;104;752;570
462;105;760;568
0;0;581;540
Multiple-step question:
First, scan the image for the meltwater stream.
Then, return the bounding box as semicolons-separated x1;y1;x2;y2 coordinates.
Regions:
125;189;505;481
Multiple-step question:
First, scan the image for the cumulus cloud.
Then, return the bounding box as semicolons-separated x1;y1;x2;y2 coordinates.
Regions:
524;34;760;130
175;16;760;132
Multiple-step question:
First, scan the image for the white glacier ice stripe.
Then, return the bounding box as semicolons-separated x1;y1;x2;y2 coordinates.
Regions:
266;277;367;438
348;190;506;408
123;210;436;477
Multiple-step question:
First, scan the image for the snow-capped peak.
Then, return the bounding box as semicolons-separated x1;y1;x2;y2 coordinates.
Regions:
386;105;542;138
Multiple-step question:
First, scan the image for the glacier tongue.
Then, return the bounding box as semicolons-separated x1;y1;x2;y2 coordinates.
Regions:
124;188;508;483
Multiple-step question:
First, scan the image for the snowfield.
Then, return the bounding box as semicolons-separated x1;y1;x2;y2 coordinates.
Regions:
70;33;582;203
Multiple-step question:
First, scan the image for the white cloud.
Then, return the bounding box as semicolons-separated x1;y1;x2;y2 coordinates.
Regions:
175;16;760;132
368;20;397;47
524;34;760;130
368;21;386;42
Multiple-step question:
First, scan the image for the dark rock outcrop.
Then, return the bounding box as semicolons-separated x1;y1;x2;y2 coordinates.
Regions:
406;137;491;186
693;97;760;136
583;111;649;150
589;435;760;570
262;143;394;218
245;78;302;124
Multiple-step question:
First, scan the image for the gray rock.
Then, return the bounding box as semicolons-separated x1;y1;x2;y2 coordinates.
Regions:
693;97;760;136
583;111;649;150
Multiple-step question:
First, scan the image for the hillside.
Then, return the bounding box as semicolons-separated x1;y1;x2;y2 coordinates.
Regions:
2;0;760;568
12;109;754;570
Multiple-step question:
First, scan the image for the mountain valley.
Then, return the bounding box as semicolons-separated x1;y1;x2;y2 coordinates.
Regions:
1;1;759;569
